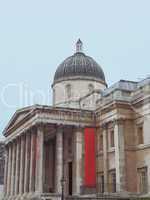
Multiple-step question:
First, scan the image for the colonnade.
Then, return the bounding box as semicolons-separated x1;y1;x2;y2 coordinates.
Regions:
4;127;43;197
4;125;83;198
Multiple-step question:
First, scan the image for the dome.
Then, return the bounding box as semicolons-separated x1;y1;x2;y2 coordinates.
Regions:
53;39;106;85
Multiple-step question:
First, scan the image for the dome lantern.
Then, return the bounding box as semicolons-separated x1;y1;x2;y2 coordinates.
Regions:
76;39;83;53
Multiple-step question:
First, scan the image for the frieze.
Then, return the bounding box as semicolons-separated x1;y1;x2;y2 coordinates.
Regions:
4;109;94;144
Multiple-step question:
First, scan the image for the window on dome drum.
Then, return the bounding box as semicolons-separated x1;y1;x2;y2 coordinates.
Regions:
137;125;144;145
88;84;94;93
138;167;148;194
109;170;116;193
66;84;71;99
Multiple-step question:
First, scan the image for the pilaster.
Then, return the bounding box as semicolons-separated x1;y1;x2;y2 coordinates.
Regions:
114;119;126;193
102;124;109;193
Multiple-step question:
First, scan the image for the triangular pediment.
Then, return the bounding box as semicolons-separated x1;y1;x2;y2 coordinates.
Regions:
3;105;36;135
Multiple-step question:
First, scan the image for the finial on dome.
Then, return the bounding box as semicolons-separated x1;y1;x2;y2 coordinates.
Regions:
76;39;83;53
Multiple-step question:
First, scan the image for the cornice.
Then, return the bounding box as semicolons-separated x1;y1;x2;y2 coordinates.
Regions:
52;76;107;88
3;105;95;138
125;144;150;151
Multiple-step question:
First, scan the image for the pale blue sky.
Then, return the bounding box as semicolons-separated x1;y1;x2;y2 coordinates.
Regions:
0;0;150;134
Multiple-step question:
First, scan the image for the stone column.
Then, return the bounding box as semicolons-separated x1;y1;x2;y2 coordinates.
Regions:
35;125;44;193
29;131;36;192
114;120;126;193
24;132;31;193
15;137;20;195
102;125;109;193
19;134;25;194
73;128;83;195
4;146;9;195
11;141;16;196
55;128;63;194
7;143;12;196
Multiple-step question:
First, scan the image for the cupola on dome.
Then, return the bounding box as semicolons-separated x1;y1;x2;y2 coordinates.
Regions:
53;39;106;85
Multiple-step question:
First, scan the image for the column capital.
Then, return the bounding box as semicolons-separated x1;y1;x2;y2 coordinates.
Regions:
101;122;108;130
36;122;45;129
56;125;64;133
113;118;125;127
74;126;84;133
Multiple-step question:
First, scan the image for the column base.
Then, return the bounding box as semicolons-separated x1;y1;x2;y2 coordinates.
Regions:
80;186;96;195
3;193;41;200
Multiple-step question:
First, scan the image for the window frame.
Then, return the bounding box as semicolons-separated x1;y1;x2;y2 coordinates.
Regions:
137;167;148;194
88;83;94;93
65;84;72;99
137;124;144;145
109;169;116;193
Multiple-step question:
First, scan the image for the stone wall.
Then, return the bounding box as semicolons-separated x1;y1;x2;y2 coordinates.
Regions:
53;79;106;108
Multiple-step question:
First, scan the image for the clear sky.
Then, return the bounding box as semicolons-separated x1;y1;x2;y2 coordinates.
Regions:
0;0;150;134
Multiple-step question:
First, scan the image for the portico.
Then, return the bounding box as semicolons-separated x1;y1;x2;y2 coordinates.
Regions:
3;105;93;199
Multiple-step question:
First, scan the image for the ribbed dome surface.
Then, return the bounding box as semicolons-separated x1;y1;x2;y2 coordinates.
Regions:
53;52;106;84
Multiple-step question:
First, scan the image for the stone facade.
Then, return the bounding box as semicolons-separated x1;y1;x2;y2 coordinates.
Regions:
2;41;150;199
3;107;94;199
53;79;106;108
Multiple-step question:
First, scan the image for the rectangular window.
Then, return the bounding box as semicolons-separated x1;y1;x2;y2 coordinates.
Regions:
109;170;116;193
68;137;72;155
110;130;115;148
137;125;144;144
100;174;104;193
138;167;148;194
99;134;103;151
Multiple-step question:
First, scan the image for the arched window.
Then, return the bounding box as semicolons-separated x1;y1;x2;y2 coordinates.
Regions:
66;84;71;98
88;84;94;93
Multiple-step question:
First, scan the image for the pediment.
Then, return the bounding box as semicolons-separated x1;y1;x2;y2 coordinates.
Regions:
3;106;35;135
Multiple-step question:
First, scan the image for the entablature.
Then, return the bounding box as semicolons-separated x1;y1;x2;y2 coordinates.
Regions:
3;105;95;139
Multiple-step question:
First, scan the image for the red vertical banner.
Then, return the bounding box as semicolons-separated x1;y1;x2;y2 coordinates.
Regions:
84;128;96;187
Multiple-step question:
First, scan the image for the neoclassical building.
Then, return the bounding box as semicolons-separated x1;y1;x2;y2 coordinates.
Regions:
3;40;150;199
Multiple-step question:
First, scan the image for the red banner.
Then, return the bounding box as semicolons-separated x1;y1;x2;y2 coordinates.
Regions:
84;128;96;187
